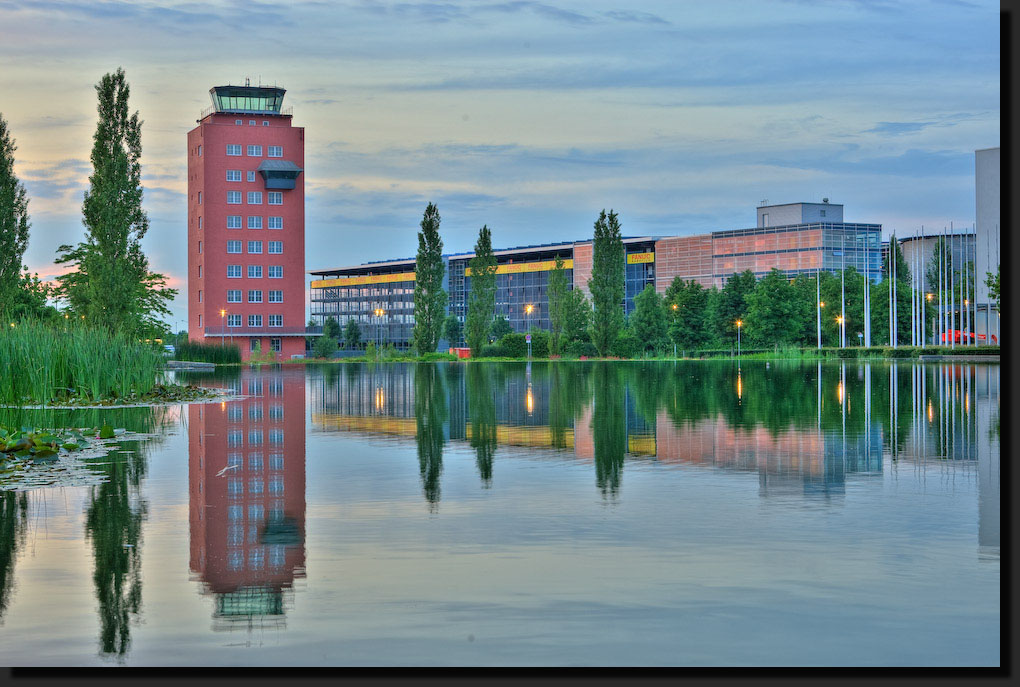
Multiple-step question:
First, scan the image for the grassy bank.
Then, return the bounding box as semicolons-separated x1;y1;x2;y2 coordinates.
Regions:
0;319;163;406
293;344;999;364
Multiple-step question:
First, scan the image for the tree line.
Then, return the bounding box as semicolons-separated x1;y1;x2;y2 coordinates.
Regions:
1;68;175;338
313;200;994;358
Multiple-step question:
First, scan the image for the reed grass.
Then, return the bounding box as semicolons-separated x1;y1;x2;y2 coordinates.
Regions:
173;340;241;365
0;319;162;406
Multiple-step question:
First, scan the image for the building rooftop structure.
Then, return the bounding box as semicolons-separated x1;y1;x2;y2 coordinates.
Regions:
200;83;292;120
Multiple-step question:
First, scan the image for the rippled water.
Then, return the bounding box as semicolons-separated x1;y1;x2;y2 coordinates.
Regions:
0;361;1000;666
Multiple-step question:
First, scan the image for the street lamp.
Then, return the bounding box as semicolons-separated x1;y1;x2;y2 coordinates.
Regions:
374;308;386;347
525;304;534;356
817;300;825;349
735;319;742;358
219;309;226;347
836;315;844;348
671;303;678;357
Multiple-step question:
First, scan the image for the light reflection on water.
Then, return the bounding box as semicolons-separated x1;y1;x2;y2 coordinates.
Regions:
0;361;1000;666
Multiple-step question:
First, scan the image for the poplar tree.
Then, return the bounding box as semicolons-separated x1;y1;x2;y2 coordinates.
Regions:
588;209;624;356
631;284;667;352
412;202;446;354
546;255;568;354
0;114;30;313
53;69;175;336
465;224;496;355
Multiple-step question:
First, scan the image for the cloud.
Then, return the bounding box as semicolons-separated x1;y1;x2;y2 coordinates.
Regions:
866;121;937;135
603;9;669;24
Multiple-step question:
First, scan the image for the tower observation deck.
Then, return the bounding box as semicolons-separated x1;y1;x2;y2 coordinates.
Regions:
201;85;290;119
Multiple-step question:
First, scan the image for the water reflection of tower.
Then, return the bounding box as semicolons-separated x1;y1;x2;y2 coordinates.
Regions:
189;367;306;632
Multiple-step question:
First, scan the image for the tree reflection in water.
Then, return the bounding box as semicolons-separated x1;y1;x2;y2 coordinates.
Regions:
308;360;989;505
0;491;29;621
467;364;497;487
84;445;147;657
81;405;168;659
415;363;448;510
592;363;626;498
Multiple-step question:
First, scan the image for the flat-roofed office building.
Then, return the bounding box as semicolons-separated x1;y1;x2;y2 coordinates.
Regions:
309;201;881;350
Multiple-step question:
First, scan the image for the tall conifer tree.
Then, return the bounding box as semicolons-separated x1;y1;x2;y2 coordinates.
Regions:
53;69;175;336
546;255;569;354
0;114;30;313
588;209;624;356
465;225;496;355
412;202;446;354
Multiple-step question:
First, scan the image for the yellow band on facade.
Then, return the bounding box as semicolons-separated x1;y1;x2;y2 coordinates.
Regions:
465;258;573;277
311;271;417;288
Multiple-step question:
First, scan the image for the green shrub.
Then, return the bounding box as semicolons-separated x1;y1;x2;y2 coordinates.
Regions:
312;335;337;359
528;328;550;358
175;339;242;364
500;332;527;358
479;344;507;358
610;329;640;358
565;340;598;357
419;352;459;361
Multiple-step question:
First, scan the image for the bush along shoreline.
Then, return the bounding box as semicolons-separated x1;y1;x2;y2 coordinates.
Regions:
295;341;1000;364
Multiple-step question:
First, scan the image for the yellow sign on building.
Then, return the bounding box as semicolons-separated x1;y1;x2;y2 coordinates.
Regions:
627;252;655;264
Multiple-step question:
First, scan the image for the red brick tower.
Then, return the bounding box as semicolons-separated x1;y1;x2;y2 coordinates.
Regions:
188;84;306;360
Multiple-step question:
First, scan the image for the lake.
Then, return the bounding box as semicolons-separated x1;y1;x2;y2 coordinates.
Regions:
0;361;1000;666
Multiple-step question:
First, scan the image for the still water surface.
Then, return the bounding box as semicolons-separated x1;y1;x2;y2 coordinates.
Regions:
0;361;1000;666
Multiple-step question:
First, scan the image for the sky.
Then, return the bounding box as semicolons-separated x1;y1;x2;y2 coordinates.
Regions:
0;0;1000;327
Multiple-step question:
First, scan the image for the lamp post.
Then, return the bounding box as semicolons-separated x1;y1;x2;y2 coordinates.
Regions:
964;299;969;344
219;309;226;347
374;308;386;347
926;292;933;344
525;304;534;357
818;300;825;349
672;303;678;357
836;315;844;349
735;319;742;358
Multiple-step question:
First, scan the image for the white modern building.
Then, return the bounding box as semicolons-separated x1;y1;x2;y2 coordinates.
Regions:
975;147;1000;342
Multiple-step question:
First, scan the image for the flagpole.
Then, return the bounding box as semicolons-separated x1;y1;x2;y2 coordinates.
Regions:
950;221;956;349
841;232;846;348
